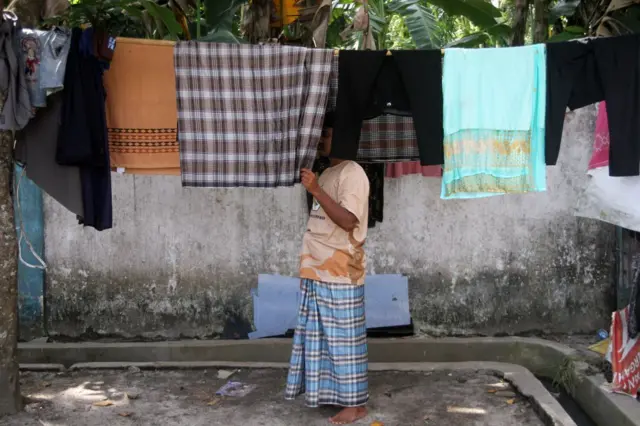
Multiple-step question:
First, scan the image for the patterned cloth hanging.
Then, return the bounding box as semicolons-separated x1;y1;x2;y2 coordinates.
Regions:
175;42;333;187
327;57;422;162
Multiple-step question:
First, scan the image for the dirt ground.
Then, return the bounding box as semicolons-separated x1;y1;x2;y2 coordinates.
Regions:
0;369;546;426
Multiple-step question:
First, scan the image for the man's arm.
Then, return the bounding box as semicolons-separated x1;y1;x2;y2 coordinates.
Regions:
301;168;358;232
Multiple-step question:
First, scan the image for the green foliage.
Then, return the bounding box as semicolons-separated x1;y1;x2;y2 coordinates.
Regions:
387;0;440;49
427;0;503;29
327;0;509;50
552;356;579;397
446;23;511;47
385;15;415;49
49;0;184;39
53;0;248;43
195;0;246;42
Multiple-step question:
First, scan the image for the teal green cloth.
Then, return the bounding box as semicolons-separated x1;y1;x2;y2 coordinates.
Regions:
441;45;547;199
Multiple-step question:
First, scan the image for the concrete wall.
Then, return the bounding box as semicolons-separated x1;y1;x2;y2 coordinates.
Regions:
43;106;615;339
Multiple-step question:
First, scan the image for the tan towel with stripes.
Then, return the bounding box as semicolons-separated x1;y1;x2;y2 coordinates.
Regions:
103;38;180;176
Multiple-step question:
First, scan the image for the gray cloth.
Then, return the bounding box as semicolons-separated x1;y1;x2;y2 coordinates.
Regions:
0;16;32;130
39;27;71;94
15;91;83;216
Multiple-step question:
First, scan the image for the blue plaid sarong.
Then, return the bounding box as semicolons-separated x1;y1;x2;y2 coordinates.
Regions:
285;279;368;407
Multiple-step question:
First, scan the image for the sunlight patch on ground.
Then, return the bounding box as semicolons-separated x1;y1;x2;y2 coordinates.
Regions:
446;406;487;415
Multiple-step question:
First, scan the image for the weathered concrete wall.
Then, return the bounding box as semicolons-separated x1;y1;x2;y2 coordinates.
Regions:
43;107;615;339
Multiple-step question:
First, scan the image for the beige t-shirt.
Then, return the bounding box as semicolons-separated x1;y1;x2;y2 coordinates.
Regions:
300;161;370;285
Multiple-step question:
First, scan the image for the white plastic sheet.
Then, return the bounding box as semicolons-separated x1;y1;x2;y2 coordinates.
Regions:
575;166;640;232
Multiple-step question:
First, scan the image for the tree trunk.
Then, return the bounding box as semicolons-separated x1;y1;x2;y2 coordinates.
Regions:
0;128;20;416
511;0;530;46
533;0;549;43
0;0;48;415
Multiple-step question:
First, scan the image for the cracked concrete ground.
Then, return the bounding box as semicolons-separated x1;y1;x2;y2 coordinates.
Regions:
0;369;546;426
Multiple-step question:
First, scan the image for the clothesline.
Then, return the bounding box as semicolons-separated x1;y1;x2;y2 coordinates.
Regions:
333;49;445;56
11;27;640;233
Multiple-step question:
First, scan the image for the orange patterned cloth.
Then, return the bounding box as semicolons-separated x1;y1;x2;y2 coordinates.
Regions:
103;38;180;175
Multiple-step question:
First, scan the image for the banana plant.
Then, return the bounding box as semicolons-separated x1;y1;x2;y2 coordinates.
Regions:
195;0;248;43
330;0;511;50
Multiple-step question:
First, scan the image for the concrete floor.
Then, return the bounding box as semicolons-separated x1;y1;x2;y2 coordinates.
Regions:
0;369;546;426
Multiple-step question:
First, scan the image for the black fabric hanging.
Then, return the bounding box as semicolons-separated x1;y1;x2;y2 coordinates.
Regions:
57;28;112;231
545;35;640;176
306;158;384;229
331;50;443;167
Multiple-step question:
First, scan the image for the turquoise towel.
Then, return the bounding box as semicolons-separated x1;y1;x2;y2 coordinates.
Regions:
441;45;547;199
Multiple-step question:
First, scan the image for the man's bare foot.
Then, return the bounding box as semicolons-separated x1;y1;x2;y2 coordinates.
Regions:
329;406;367;425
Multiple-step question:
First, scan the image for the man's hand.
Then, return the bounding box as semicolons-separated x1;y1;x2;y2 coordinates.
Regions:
301;168;320;196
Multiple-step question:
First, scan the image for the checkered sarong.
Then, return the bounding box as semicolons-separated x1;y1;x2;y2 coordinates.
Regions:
175;43;333;187
328;57;420;162
285;279;368;408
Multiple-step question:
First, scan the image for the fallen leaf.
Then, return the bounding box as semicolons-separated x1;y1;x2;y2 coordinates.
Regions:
93;400;114;407
118;412;133;417
207;398;221;406
487;389;497;394
370;422;384;426
506;399;516;405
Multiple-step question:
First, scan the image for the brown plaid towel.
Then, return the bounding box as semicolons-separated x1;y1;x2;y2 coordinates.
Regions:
175;42;333;187
327;57;420;162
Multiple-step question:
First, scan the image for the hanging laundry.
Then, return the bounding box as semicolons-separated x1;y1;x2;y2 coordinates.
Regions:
385;162;441;178
589;102;609;170
103;38;179;176
15;91;83;217
38;27;71;95
545;40;598;166
575;97;640;232
57;28;112;231
326;58;423;162
546;36;640;176
331;50;443;166
57;28;105;167
441;45;547;199
307;158;383;228
18;28;47;108
175;42;332;188
0;14;32;131
358;116;421;162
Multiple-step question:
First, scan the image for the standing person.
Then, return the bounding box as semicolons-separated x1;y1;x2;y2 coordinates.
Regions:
285;112;371;425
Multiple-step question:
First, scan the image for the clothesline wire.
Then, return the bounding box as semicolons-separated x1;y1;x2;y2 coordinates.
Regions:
333;49;444;56
331;36;604;57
